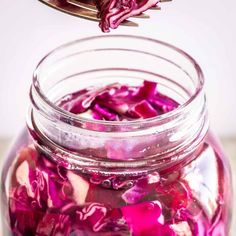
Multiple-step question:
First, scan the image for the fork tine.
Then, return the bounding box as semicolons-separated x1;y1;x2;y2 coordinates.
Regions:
39;0;99;21
131;13;150;19
70;8;99;21
67;0;97;12
150;0;171;9
150;6;161;10
122;20;139;27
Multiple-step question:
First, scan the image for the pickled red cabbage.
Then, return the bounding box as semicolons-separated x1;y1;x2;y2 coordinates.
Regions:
5;81;227;235
6;143;226;235
57;0;164;32
95;0;161;32
59;80;179;120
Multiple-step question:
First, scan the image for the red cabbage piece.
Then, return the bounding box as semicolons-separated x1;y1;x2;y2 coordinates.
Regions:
57;0;162;32
95;0;161;32
149;93;179;113
134;80;157;98
122;172;160;204
121;201;175;235
128;100;158;118
58;80;179;121
93;104;118;121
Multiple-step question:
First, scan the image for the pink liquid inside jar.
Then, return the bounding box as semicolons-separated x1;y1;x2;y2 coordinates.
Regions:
1;35;232;236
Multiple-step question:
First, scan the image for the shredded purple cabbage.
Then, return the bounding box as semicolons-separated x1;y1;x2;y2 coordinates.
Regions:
57;0;162;32
95;0;161;32
5;81;227;235
59;80;179;120
6;144;226;235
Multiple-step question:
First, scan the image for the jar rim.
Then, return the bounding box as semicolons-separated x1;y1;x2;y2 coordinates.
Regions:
32;35;204;128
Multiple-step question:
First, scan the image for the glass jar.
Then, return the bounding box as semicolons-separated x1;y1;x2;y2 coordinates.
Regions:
1;35;232;236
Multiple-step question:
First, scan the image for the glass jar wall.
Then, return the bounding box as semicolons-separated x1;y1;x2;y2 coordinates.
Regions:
1;35;232;236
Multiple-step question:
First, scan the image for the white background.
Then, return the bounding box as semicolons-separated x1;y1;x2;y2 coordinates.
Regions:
0;0;236;138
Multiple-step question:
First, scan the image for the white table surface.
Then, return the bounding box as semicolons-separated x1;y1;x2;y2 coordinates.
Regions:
0;137;235;235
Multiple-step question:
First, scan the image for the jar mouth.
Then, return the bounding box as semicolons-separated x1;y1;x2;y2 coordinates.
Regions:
32;35;204;128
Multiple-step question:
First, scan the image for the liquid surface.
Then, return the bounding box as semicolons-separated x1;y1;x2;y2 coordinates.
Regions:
58;81;179;121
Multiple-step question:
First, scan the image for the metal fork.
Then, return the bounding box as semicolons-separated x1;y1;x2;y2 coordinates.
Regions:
39;0;171;27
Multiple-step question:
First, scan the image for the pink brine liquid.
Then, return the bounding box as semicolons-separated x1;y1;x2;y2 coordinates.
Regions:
1;81;232;236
